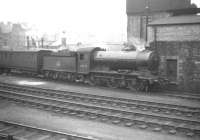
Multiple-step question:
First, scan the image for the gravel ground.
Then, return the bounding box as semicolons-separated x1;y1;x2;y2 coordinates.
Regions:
0;100;192;140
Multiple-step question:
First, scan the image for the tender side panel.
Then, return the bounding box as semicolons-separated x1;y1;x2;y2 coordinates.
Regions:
42;56;77;72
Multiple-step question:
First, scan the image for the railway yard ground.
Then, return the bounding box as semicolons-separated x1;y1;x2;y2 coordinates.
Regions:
0;74;199;140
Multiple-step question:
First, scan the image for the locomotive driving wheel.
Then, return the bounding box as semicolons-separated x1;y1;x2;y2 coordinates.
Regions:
69;74;76;82
136;80;149;92
44;71;49;78
106;78;119;88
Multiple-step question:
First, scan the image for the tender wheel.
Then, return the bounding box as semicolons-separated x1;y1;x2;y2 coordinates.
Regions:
58;73;63;80
135;81;140;91
5;68;11;75
69;74;76;82
88;80;96;86
44;71;49;78
88;75;96;86
52;72;58;80
107;79;118;88
144;81;150;92
0;68;4;74
127;79;137;91
49;72;54;79
139;82;146;91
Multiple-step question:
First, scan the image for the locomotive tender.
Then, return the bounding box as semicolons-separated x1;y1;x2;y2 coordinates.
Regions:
0;47;164;91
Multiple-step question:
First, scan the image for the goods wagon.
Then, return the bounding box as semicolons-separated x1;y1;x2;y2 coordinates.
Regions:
0;50;51;73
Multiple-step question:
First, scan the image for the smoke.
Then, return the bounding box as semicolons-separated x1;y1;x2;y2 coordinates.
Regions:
124;37;146;51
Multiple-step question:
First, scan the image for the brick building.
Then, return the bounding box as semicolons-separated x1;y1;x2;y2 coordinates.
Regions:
148;15;200;91
0;22;26;50
126;0;198;42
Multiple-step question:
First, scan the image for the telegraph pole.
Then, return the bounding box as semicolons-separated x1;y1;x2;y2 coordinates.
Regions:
145;0;150;42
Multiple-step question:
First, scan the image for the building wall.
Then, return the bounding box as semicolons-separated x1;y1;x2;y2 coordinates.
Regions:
0;23;26;50
9;25;26;50
127;16;141;41
149;24;200;91
148;24;200;43
126;0;193;14
127;12;171;42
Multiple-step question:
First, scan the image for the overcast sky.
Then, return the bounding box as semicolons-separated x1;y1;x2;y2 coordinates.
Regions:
0;0;200;43
192;0;200;7
0;0;126;43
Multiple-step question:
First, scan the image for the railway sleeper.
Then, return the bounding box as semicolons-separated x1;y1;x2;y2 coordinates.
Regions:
1;95;200;138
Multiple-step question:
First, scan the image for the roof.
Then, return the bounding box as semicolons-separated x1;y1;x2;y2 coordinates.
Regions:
0;22;26;33
0;50;51;53
149;15;200;26
77;47;101;53
126;0;197;15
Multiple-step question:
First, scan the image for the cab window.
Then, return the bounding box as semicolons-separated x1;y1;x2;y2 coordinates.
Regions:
80;54;84;60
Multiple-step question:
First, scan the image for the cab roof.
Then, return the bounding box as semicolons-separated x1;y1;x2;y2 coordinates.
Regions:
77;47;101;53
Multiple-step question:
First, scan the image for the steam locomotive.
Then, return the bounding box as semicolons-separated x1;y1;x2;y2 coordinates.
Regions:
0;47;167;91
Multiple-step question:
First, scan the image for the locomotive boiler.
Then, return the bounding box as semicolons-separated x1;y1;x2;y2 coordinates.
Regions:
93;50;159;72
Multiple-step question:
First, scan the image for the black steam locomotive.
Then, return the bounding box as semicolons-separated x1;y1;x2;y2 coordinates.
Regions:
0;47;166;91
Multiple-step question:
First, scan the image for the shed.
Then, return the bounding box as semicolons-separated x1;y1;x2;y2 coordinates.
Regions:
148;15;200;42
126;0;200;42
149;15;200;25
126;0;197;15
148;15;200;92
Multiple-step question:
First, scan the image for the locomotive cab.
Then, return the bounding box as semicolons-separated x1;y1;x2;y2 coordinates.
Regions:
77;47;101;74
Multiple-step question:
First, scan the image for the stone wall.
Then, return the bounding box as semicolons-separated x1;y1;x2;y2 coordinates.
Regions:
150;41;200;92
148;24;200;43
127;12;171;42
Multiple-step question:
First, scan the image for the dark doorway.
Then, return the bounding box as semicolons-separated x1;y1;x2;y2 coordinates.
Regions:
166;59;177;81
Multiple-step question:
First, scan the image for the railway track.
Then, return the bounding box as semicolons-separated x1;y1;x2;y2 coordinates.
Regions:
161;90;200;101
3;73;200;101
0;120;98;140
0;84;200;138
0;82;199;120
